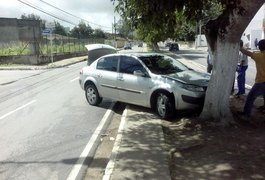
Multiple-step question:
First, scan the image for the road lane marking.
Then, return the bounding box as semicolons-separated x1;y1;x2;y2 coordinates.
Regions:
0;100;36;120
66;102;115;180
70;77;79;83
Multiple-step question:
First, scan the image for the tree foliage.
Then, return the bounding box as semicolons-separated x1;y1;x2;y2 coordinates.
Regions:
20;13;46;29
54;21;67;36
116;19;133;39
70;21;93;39
21;13;42;21
112;0;223;44
92;28;106;38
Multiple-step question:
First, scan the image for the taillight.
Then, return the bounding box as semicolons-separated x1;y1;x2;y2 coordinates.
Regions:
80;69;83;75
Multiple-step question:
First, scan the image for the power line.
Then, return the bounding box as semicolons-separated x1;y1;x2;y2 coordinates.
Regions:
18;0;77;26
38;0;111;29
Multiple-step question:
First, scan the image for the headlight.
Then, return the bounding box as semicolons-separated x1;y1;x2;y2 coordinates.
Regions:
182;84;205;92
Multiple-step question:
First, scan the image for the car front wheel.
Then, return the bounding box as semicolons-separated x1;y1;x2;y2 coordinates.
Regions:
85;84;102;105
156;93;175;119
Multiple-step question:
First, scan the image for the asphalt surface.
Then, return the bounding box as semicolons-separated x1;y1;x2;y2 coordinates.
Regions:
2;45;256;180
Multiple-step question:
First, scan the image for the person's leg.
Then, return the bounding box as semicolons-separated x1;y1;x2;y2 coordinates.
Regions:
263;93;265;107
241;66;248;94
207;64;212;73
244;83;265;117
231;73;235;94
237;66;248;95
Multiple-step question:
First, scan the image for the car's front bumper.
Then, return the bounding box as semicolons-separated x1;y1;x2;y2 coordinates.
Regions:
181;95;205;105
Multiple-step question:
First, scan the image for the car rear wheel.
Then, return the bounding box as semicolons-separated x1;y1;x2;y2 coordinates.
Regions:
85;84;102;105
156;93;174;119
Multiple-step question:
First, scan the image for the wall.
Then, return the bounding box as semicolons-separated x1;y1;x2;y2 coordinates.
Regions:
0;52;87;65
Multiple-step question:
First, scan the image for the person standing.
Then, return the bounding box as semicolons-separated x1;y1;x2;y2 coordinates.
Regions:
235;40;248;96
239;39;265;119
255;38;258;49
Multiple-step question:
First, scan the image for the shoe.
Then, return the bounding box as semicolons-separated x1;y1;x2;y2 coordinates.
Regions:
236;111;250;122
234;92;245;98
240;115;250;122
235;92;245;96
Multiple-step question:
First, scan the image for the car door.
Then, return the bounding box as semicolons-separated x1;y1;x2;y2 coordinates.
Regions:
95;56;119;100
117;56;152;106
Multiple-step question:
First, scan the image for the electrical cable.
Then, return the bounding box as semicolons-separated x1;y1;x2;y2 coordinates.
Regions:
18;0;77;26
39;0;111;29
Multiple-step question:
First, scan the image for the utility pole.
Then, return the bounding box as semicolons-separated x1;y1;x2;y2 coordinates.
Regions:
114;16;117;48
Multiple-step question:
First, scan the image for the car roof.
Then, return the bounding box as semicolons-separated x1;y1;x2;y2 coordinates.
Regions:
102;52;165;58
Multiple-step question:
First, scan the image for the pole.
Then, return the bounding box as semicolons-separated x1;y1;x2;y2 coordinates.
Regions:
50;29;53;63
199;20;202;47
114;16;116;48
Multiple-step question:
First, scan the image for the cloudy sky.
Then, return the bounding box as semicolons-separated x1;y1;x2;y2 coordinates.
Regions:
0;0;120;32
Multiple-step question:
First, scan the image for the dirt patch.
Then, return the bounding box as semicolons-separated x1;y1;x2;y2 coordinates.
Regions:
162;96;265;180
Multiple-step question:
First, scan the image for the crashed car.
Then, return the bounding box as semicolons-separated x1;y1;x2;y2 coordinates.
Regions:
79;53;210;119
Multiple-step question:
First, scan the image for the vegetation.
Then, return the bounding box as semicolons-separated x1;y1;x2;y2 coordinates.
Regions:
0;41;86;56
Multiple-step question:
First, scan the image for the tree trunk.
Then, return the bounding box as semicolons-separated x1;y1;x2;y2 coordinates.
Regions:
147;42;160;51
200;1;264;126
200;39;239;126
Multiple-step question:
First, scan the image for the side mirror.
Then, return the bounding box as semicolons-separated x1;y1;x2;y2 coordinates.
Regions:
133;70;146;77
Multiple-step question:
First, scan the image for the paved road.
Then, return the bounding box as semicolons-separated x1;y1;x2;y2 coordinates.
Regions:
0;61;112;180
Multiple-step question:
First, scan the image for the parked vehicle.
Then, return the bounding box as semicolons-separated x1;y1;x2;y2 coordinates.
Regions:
79;53;210;119
138;42;143;47
165;42;171;47
169;43;179;51
123;44;132;50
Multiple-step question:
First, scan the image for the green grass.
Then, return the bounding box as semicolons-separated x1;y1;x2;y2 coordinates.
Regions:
0;42;86;56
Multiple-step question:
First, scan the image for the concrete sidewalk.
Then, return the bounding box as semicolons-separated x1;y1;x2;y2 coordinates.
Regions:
0;55;87;70
103;106;171;180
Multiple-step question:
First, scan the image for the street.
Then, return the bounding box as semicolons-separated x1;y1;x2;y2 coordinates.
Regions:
0;61;112;180
0;45;258;180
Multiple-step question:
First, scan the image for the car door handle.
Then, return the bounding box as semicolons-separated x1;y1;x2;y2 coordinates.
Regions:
117;77;124;81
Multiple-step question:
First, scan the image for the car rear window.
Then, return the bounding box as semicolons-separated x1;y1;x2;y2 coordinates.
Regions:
97;56;118;72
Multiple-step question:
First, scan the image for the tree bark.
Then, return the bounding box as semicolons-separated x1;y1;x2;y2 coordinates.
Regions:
200;1;264;126
200;39;239;125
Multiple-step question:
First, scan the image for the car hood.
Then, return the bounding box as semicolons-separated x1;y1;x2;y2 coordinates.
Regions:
164;70;210;86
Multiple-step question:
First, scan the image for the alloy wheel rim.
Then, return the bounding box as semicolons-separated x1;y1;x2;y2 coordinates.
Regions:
157;95;166;117
87;88;96;104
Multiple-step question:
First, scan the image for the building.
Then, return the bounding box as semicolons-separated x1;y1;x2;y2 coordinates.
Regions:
242;4;265;49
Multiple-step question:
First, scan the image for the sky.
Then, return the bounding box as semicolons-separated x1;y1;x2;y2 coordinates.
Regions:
0;0;264;34
0;0;120;32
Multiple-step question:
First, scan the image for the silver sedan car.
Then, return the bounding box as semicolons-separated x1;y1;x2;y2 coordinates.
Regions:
79;53;210;119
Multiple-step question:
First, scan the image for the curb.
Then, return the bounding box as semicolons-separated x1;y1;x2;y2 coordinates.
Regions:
102;107;128;180
66;102;116;180
0;57;87;71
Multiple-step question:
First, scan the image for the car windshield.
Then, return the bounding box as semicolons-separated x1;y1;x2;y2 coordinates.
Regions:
139;55;188;74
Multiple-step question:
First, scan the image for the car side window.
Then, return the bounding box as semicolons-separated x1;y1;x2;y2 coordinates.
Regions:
96;56;118;72
120;56;145;75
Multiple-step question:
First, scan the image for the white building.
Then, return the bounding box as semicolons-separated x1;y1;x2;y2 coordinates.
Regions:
242;4;265;49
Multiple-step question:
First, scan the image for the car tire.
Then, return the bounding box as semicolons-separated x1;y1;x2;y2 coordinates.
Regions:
85;84;102;106
156;93;175;119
